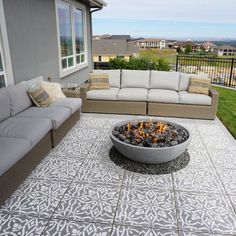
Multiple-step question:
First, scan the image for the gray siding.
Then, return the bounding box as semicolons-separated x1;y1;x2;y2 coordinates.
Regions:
3;0;92;85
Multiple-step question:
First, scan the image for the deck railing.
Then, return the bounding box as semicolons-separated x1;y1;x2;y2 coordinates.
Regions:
176;55;236;88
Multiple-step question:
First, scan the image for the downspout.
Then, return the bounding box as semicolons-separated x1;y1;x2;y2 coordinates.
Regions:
89;6;103;71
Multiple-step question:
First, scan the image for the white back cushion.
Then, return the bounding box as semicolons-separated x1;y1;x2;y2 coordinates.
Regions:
121;70;150;89
179;73;208;91
94;70;121;88
150;71;180;91
27;76;44;88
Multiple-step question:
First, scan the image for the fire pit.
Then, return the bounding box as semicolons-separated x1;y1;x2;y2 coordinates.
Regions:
110;119;191;164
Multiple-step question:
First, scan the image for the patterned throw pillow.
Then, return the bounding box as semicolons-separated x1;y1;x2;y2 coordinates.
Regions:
188;77;211;95
89;73;110;90
41;81;66;102
28;83;51;107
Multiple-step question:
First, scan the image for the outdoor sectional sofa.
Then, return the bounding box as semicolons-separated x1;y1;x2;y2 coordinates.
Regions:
0;76;82;204
81;69;219;119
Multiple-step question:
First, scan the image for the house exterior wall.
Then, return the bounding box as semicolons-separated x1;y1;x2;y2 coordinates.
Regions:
3;0;92;85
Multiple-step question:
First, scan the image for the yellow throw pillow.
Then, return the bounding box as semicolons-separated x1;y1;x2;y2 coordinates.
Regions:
41;81;66;102
188;77;211;95
89;73;110;90
28;83;51;107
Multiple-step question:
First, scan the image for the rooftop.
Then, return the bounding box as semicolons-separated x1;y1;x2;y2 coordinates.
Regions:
1;113;236;235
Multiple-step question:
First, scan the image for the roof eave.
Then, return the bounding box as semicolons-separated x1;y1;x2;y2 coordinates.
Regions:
89;0;107;8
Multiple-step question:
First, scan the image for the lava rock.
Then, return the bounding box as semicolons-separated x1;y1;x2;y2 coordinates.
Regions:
170;141;178;146
112;130;120;137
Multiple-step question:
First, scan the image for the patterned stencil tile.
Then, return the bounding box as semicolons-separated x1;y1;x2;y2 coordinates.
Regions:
52;139;94;158
115;186;177;230
187;134;206;152
74;159;124;186
122;171;173;191
187;149;213;168
65;127;101;141
0;179;68;218
28;156;84;181
53;183;120;223
11;178;69;197
216;169;236;194
179;231;225;236
209;149;236;169
0;213;48;235
201;136;234;151
196;124;225;136
173;166;225;194
176;192;236;234
42;219;111;236
111;225;178;236
75;118;112;129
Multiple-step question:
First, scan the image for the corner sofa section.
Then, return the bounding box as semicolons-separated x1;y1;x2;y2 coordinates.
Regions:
81;69;218;119
0;77;82;205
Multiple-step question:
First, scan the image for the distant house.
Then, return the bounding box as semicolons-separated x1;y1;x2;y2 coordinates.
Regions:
93;38;140;62
0;0;106;88
177;42;201;53
201;42;217;53
135;38;166;49
213;45;236;56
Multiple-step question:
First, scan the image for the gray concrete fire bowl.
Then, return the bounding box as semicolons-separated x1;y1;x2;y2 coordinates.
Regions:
110;119;192;164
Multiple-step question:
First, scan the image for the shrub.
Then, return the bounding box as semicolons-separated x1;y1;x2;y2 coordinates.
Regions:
109;57;170;71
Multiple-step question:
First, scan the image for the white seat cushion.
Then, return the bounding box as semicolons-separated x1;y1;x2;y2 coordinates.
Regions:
117;88;148;101
148;89;179;103
121;70;150;89
179;91;212;106
150;71;180;90
87;87;119;100
94;70;121;88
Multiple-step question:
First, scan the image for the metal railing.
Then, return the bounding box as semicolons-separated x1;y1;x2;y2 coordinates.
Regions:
176;55;236;88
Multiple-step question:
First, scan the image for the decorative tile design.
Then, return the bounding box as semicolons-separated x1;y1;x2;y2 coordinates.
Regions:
201;136;234;150
53;183;120;223
115;186;177;230
111;225;178;236
123;171;173;191
52;139;94;158
187;135;205;152
65;127;101;141
209;149;236;169
42;219;111;236
0;179;68;218
28;156;84;181
179;231;223;236
187;149;212;168
0;213;47;235
216;169;236;194
74;159;124;185
196;124;224;136
173;166;225;194
176;192;236;234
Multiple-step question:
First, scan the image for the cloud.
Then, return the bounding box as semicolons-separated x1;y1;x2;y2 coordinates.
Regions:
94;0;236;24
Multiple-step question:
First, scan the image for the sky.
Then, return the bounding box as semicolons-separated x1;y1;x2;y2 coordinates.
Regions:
92;0;236;39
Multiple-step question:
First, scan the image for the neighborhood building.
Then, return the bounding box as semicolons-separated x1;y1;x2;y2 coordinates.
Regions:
0;0;106;88
213;45;236;56
135;38;166;49
201;42;217;53
93;38;140;62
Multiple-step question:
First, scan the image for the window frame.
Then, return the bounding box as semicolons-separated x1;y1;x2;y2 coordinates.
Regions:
55;0;88;78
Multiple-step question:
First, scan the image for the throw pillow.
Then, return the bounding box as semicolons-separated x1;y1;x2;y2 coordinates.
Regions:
41;81;66;102
28;83;51;107
89;73;110;90
188;76;211;95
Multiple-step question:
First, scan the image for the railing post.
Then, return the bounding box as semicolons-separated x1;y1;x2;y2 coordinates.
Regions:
176;55;179;72
229;58;234;87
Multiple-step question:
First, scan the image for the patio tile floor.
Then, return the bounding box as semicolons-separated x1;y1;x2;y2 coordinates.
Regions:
0;113;236;235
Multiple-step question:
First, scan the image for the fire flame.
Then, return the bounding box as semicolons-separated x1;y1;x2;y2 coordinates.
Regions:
125;120;169;144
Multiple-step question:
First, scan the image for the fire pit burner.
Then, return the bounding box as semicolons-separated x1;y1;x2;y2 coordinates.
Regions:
110;119;191;164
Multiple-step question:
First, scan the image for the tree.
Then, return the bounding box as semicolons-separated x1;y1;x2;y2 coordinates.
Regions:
185;44;192;54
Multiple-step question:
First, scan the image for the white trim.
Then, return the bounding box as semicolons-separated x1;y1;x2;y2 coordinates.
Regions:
0;0;14;86
55;0;88;78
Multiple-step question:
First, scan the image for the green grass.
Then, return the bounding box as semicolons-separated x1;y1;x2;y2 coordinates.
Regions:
213;86;236;139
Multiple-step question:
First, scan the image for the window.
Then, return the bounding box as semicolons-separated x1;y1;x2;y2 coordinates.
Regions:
56;0;87;76
0;47;5;88
98;56;102;62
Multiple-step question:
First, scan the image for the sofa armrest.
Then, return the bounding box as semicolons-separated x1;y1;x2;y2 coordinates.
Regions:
80;83;90;100
209;89;219;108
